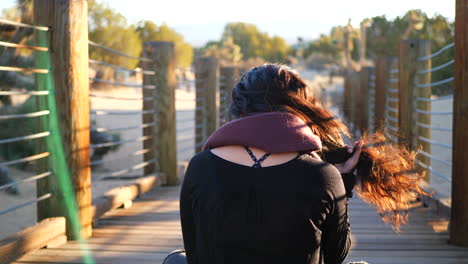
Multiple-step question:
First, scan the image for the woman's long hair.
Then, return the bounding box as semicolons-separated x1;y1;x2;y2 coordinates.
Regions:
230;64;428;231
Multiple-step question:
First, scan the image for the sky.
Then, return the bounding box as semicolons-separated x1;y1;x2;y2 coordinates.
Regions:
0;0;456;47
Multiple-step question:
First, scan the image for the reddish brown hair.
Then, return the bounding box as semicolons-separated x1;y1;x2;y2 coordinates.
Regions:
230;63;428;230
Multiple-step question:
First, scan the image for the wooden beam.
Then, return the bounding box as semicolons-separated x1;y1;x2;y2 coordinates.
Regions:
0;217;66;264
415;42;432;182
343;73;351;121
143;42;177;185
398;40;431;150
33;0;91;239
195;57;218;153
450;0;468;247
360;67;374;133
374;57;396;130
219;66;239;126
91;175;161;221
351;71;361;134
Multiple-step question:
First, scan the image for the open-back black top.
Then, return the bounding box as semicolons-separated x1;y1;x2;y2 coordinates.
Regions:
180;149;351;264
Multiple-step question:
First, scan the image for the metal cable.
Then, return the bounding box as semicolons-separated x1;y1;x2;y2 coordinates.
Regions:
89;135;151;149
88;40;152;62
387;88;398;93
92;122;155;133
385;130;398;143
0;41;48;51
387;97;399;102
90;148;152;166
386;124;398;132
417;149;452;167
418;136;452;149
89;94;153;101
385;113;398;123
0;152;49;167
0;193;52;216
96;158;157;180
416;77;454;88
415;160;451;182
0;171;52;191
177;137;195;143
416;109;452;115
388;69;399;74
177;126;195;133
418;43;455;61
89;77;143;88
0;131;50;144
0;18;49;31
386;106;398;113
175;98;195;102
416;122;452;132
416;95;453;102
88;59;155;75
90;109;155;116
0;65;48;74
0;90;49;96
417;59;455;75
388;78;399;83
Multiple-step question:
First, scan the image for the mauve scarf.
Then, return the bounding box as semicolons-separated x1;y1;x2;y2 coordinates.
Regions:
202;112;322;154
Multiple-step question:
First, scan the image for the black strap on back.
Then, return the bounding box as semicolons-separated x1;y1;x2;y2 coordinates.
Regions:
244;146;271;168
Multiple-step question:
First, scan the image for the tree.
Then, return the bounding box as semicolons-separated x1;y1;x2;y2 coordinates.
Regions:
136;21;194;68
220;22;289;63
88;0;142;70
203;37;242;66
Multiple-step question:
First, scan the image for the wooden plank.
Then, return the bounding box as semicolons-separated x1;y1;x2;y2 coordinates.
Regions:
450;0;468;247
16;183;462;263
0;217;66;264
33;0;92;239
90;175;161;221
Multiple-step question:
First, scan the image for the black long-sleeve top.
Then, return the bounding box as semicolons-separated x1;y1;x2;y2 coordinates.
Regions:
180;149;351;264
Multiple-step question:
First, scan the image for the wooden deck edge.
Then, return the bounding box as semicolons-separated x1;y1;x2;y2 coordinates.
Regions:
419;181;451;217
0;217;66;264
91;174;163;221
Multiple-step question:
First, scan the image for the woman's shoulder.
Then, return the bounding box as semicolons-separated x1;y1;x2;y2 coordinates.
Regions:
295;154;346;195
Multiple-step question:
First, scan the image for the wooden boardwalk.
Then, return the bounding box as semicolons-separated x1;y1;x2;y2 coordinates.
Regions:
14;185;468;264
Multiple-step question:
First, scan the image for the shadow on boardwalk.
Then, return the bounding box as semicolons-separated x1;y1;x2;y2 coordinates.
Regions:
14;185;468;264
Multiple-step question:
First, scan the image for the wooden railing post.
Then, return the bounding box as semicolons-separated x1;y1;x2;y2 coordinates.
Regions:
398;39;431;150
351;71;361;135
195;57;218;153
375;57;396;130
450;0;468;247
343;73;351;121
143;42;177;185
33;0;91;239
415;43;432;182
360;67;373;134
219;66;240;126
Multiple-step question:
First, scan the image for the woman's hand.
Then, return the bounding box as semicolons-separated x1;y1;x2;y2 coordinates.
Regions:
334;141;363;174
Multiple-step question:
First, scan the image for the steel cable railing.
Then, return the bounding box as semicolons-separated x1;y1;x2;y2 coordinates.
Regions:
414;43;455;183
384;68;399;143
175;75;204;159
0;18;54;217
88;40;158;181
